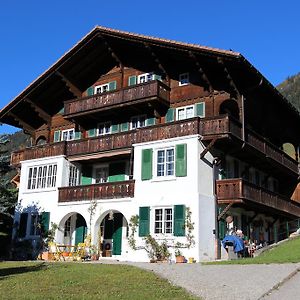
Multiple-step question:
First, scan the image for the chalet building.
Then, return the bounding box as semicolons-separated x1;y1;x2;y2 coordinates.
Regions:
0;26;299;261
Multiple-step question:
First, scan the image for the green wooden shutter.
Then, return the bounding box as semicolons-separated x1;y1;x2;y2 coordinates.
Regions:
41;212;50;234
154;74;162;81
74;131;82;140
165;108;174;123
146;117;155;126
174;205;186;236
54;130;61;142
112;213;123;255
175;144;187;177
58;107;65;114
81;165;92;185
141;149;153;180
108;162;125;182
121;122;129;132
139;207;150;237
75;215;87;245
109;81;117;91
218;219;226;240
19;213;28;238
196;102;205;117
128;75;137;86
87;87;94;96
111;124;119;133
88;128;96;137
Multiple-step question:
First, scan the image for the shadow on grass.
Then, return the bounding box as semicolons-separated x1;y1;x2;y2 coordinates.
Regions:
0;262;47;279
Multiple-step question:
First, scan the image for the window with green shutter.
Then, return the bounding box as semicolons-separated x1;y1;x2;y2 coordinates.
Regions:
19;213;28;238
87;87;94;96
141;149;153;180
165;108;174;123
88;128;96;137
174;205;186;236
153;74;162;81
128;75;137;86
139;207;150;237
74;131;82;140
146;117;155;126
196;102;205;117
109;81;117;91
111;124;119;134
121;122;129;132
175;144;187;177
53;130;61;142
41;212;50;234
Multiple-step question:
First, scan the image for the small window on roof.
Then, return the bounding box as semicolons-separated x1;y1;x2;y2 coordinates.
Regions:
179;73;189;86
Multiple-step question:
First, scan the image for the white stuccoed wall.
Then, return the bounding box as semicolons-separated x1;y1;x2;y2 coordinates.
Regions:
15;134;217;262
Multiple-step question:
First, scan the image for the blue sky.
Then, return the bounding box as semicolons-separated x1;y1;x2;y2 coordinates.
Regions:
1;1;300;133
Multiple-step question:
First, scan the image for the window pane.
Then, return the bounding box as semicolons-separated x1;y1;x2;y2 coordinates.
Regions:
27;168;32;189
32;167;37;189
166;149;174;176
186;107;194;118
178;108;185;120
52;165;57;187
155;209;163;233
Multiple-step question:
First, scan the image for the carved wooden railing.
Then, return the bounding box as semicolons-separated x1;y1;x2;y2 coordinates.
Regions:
216;178;300;217
58;180;135;202
64;80;170;116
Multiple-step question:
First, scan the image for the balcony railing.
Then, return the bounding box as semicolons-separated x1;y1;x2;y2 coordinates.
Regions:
58;180;135;203
64;80;170;117
216;178;300;217
10;115;299;176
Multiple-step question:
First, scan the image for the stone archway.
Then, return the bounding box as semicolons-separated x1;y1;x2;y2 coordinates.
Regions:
58;212;88;245
94;210;128;256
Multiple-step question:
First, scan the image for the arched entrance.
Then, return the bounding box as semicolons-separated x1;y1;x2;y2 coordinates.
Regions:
219;99;240;120
58;213;88;245
95;210;128;257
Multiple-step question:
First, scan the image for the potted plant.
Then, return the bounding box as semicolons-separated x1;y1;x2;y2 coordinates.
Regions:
90;245;99;261
175;242;185;263
41;222;58;261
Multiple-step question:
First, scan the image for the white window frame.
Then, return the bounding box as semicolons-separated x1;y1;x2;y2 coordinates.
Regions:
97;122;111;136
61;128;75;141
155;147;175;178
137;73;154;84
94;83;109;94
130;115;146;130
176;105;195;121
153;207;173;235
27;164;57;191
179;72;189;86
69;164;80;187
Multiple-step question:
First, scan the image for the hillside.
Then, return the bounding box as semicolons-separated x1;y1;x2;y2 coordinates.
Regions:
0;131;30;186
277;72;300;113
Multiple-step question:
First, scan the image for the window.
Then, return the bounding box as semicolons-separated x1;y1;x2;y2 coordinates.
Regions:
94;83;109;94
179;73;189;86
69;164;79;186
154;208;173;234
130;115;146;130
156;148;175;177
27;164;57;190
137;73;154;84
30;214;40;236
94;166;109;184
61;129;75;141
176;105;194;120
97;122;111;136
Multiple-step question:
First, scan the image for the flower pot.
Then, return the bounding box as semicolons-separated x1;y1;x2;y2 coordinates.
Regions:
175;255;185;263
41;252;54;261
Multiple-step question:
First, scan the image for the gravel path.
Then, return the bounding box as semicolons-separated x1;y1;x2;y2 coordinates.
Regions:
124;262;300;300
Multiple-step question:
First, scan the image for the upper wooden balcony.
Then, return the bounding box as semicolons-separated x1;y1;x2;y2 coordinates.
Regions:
64;80;170;118
58;180;135;203
11;115;299;177
216;178;300;217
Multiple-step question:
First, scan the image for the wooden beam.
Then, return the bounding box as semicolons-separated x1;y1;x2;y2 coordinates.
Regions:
8;112;35;134
200;137;217;159
218;202;234;220
56;71;82;98
98;34;123;67
217;58;240;97
144;42;168;77
189;51;213;92
24;98;51;123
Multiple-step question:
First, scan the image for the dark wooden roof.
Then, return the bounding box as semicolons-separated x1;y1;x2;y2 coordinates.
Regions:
1;26;299;133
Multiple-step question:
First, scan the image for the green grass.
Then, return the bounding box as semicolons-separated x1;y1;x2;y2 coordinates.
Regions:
205;236;300;265
0;261;198;300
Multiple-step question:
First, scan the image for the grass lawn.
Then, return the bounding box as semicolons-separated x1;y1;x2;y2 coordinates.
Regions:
0;261;198;300
205;236;300;265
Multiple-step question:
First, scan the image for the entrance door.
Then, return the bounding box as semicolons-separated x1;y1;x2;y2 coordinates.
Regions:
112;213;123;255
